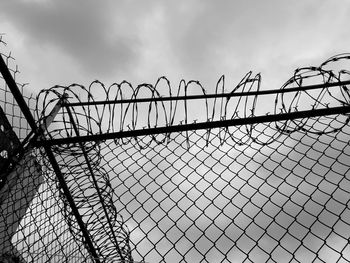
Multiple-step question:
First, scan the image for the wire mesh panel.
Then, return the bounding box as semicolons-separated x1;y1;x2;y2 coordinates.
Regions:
0;37;35;142
0;38;95;262
35;53;350;262
104;126;350;262
37;122;350;263
2;35;350;262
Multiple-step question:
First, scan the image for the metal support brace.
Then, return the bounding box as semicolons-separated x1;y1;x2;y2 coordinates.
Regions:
0;51;101;261
36;96;102;262
36;105;350;146
42;144;101;263
65;104;127;262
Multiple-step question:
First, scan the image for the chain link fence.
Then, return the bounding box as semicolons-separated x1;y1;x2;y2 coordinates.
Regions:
105;126;350;262
0;38;95;262
1;38;350;262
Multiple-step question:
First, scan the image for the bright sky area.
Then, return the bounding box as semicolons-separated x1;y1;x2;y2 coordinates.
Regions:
1;0;350;96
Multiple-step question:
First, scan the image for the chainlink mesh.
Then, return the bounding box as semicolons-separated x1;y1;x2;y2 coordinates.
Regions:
1;37;350;262
0;38;94;262
88;123;350;263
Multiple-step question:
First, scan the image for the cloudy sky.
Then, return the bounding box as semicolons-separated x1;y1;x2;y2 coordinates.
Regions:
1;0;350;97
2;1;350;262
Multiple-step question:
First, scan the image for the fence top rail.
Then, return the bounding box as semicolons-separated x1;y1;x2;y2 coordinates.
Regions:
61;80;350;107
35;105;350;146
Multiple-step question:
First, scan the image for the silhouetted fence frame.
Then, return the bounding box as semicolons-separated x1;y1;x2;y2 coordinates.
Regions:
1;38;350;262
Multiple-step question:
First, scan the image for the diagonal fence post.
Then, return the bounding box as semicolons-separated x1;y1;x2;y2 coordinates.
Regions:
0;53;101;262
0;52;42;260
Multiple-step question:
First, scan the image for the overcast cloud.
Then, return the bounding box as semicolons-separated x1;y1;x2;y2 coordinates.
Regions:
1;0;350;92
2;1;350;262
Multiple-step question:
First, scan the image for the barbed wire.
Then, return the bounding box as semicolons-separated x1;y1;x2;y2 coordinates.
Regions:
37;53;350;150
32;54;350;262
2;32;350;262
275;53;350;135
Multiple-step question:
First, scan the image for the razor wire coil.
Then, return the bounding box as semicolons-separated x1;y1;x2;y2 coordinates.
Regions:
33;54;350;262
1;35;350;262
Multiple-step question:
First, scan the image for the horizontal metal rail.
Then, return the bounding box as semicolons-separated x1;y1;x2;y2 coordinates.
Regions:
35;105;350;146
62;80;350;107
